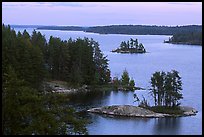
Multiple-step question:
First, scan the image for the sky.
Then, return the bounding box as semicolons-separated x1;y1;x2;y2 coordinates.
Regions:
2;2;202;26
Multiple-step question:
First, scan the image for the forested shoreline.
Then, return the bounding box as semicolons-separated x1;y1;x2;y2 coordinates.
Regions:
84;25;202;35
164;32;202;45
2;24;111;135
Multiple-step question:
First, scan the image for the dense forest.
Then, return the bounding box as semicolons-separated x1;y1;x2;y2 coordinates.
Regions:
164;31;202;45
33;24;202;35
2;24;111;135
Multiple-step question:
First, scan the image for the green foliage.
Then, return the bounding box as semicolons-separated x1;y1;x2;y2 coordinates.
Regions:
2;24;112;134
150;70;183;107
112;70;136;91
45;36;110;86
115;38;146;53
3;65;41;134
92;39;111;85
2;68;88;135
149;106;184;115
121;69;130;86
112;76;120;90
129;79;135;90
2;25;89;135
165;31;202;45
2;25;44;90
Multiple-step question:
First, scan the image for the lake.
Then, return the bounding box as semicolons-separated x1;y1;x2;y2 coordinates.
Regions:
13;27;202;135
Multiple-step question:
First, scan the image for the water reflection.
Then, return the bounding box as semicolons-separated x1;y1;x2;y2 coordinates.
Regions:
67;90;111;109
153;118;181;135
69;90;181;134
87;113;153;135
107;91;135;105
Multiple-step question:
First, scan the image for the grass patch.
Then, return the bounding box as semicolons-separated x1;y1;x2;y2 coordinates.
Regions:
148;106;184;115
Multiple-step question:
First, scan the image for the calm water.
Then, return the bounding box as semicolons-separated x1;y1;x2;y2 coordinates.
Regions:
13;28;202;135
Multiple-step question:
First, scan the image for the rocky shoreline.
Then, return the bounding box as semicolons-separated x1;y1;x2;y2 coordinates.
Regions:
164;41;201;46
87;105;198;118
45;80;146;94
45;81;90;94
111;48;146;54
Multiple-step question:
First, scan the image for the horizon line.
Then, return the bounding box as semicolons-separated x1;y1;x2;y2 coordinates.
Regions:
5;23;202;27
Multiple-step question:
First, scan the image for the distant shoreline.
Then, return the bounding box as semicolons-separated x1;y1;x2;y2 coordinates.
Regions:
10;24;202;36
164;41;202;46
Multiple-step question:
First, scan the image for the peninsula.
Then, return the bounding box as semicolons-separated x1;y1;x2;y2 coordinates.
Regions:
164;31;202;46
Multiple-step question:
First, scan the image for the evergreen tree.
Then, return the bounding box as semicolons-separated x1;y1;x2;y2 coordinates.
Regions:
92;39;111;84
121;69;130;89
168;70;183;106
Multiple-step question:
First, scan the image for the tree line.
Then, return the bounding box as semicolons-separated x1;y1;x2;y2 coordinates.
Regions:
46;36;111;86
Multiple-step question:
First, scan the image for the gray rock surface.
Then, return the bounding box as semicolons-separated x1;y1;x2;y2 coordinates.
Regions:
179;106;198;116
87;105;197;118
46;81;89;94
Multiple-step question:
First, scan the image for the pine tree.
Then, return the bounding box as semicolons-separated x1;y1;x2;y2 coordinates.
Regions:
121;69;130;90
92;39;111;84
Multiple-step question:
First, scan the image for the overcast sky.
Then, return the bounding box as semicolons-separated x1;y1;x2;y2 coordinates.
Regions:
2;2;202;26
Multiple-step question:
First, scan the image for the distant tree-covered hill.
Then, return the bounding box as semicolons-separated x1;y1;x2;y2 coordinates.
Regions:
85;25;202;35
11;24;202;35
36;25;202;35
37;26;86;31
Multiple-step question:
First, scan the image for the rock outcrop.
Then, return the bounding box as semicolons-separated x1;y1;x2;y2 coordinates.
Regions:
87;105;197;118
45;81;89;94
179;106;198;116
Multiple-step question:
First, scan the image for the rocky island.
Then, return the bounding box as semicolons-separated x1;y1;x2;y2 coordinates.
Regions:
87;105;198;118
112;38;146;53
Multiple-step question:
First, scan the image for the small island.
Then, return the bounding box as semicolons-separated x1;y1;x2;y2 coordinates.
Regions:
87;105;197;118
112;38;146;53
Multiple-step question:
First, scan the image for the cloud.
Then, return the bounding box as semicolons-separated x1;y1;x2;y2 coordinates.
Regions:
167;2;201;6
2;2;110;8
